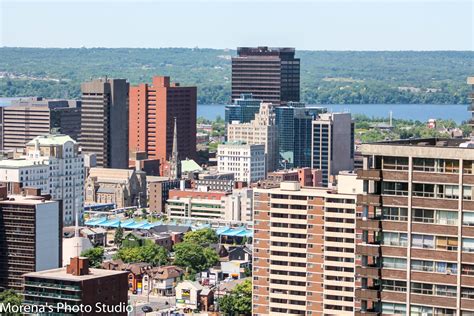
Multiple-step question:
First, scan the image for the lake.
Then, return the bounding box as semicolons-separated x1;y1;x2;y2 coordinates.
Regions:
198;103;470;124
0;98;468;124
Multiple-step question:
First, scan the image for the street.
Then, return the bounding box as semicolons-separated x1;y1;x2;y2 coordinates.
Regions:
129;294;177;316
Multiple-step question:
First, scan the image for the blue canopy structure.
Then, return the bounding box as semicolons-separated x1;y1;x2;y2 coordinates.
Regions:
216;226;253;238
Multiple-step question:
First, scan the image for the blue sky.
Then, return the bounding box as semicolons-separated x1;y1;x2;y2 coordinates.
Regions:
1;0;472;50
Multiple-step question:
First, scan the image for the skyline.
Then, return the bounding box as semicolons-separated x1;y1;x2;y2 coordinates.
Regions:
1;0;473;51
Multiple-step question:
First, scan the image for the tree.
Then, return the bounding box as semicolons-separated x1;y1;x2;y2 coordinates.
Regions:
183;228;218;246
114;223;124;247
80;247;104;268
173;242;218;275
0;290;22;316
114;242;168;267
218;279;252;315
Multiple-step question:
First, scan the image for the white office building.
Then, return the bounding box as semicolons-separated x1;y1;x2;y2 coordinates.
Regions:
217;143;266;184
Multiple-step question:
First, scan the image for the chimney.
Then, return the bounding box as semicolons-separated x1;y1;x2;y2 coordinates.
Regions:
66;257;90;276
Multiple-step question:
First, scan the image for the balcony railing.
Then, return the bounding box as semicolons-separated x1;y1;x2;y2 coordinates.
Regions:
356;266;381;279
357;218;381;231
357;169;381;181
357;194;382;206
356;244;381;256
355;287;380;300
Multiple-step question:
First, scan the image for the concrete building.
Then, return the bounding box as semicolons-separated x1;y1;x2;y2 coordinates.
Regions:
0;97;81;151
85;167;146;209
217;143;266;184
129;76;197;170
274;103;326;168
252;175;362;315
311;112;355;186
227;103;278;172
225;93;262;125
0;134;84;226
80;78;129;168
232;47;300;103
167;187;252;223
356;138;474;315
23;257;129;315
0;187;61;291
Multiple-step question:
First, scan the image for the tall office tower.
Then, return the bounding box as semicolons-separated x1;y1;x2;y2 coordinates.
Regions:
0;134;84;226
0;187;61;290
275;102;327;169
253;174;362;315
23;257;128;315
129;76;197;171
0;97;81;151
217;143;266;183
225;93;262;125
80;78;129;168
469;77;474;137
227;103;278;172
356;138;474;315
231;47;300;103
312;112;355;186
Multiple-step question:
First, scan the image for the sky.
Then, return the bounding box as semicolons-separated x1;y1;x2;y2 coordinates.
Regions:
0;0;473;51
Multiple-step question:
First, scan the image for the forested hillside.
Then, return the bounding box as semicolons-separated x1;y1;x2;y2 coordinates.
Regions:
0;47;472;104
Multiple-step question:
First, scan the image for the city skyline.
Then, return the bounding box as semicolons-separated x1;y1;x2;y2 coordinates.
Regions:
1;0;472;51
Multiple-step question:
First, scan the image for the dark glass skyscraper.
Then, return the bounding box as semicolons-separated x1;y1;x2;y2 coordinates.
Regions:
231;47;300;103
275;103;326;169
225;93;262;125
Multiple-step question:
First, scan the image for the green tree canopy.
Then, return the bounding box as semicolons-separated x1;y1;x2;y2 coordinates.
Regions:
183;228;218;246
0;289;22;316
114;242;168;266
114;224;124;247
80;247;104;268
218;279;252;316
173;242;219;276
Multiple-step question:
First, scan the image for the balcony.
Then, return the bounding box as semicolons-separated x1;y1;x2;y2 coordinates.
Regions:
356;244;380;256
357;218;381;231
355;287;379;300
357;169;381;181
356;266;381;279
355;310;379;316
357;194;381;206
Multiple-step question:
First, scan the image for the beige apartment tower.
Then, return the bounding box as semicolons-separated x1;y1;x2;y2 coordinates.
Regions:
253;174;362;315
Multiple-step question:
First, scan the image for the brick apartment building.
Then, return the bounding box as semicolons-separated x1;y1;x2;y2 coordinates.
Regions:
129;76;197;171
356;138;474;315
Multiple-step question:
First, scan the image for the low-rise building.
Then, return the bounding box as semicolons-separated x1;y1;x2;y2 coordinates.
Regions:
23;257;129;315
146;176;181;213
217;142;266;184
175;280;213;312
144;266;184;296
255;167;323;189
85;167;147;209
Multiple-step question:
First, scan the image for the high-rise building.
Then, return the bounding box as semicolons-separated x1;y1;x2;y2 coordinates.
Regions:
311;112;354;186
275;103;327;168
468;76;474;137
0;97;81;151
227;103;278;171
232;47;300;103
217;143;266;184
0;134;84;226
80;78;129;168
23;257;129;315
225;93;262;125
129;76;197;172
0;187;61;291
355;138;474;315
253;174;362;315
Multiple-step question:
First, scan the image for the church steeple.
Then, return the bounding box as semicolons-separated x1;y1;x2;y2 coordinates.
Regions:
170;117;181;179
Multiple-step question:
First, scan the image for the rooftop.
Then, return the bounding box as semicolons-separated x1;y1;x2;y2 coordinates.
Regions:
0;159;47;168
24;266;127;282
371;137;471;148
27;134;76;146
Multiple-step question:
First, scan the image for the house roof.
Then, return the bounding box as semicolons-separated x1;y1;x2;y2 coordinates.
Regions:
150;266;184;280
181;159;202;173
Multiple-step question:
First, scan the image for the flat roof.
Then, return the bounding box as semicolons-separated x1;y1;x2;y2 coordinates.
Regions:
0;195;57;206
24;267;127;282
0;159;47;168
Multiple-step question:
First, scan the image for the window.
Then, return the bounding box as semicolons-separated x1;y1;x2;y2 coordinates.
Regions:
413;158;436;172
462;287;474;299
438;185;460;199
383;157;409;170
435;285;457;297
412;234;434;249
382;279;407;292
411;260;434;272
383;257;407;269
382;232;408;247
382;182;408;196
413;183;435;198
381;303;406;315
382;207;408;221
436;236;458;251
413;209;434;223
410;305;432;316
462;264;474;276
463;238;474;253
464;186;473;201
464;212;474;226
